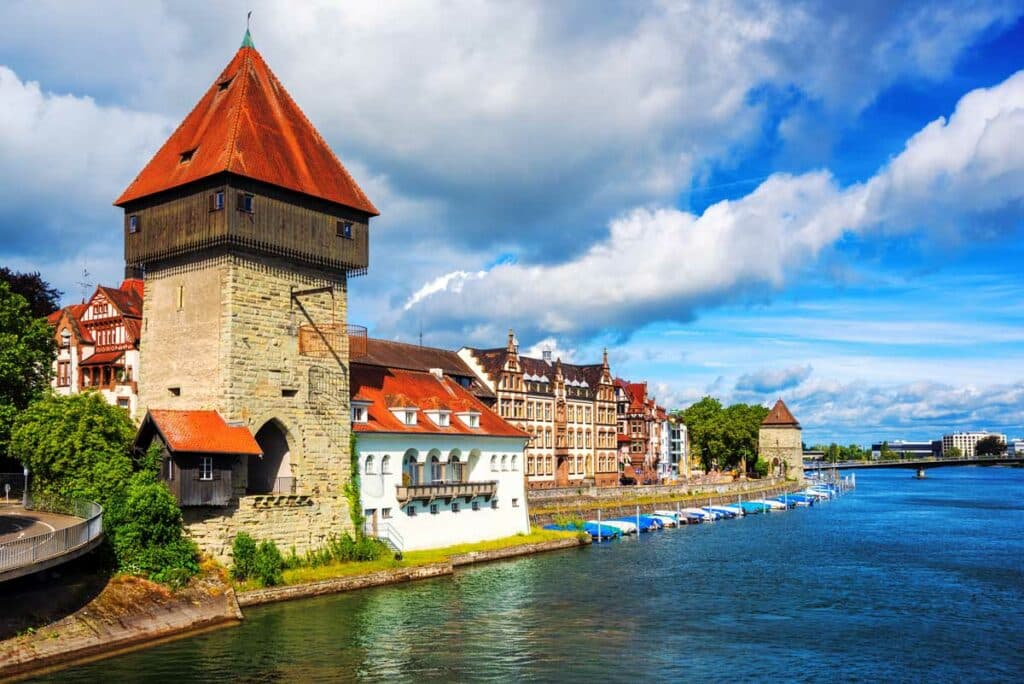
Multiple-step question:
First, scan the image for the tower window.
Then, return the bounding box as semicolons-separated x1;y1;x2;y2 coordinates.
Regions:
217;77;234;91
179;148;196;163
128;215;140;234
337;221;353;239
210;190;225;211
237;192;255;213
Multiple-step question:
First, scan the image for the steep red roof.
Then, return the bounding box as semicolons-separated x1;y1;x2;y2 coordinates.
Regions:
98;284;143;318
351;364;526;438
145;409;262;455
115;39;377;215
762;399;801;428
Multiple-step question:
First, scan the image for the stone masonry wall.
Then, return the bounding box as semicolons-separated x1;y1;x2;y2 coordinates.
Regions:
140;252;354;560
758;425;805;482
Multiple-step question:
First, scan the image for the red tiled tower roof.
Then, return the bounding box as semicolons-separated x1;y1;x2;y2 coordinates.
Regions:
115;37;377;215
762;398;800;428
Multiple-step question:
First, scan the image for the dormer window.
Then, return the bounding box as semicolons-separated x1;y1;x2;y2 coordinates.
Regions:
351;401;370;424
128;215;140;234
337;221;353;239
425;409;452;427
179;148;196;164
217;76;234;91
457;411;481;429
404;410;417;426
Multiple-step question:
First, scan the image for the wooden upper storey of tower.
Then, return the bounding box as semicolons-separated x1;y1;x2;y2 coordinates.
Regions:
116;35;376;273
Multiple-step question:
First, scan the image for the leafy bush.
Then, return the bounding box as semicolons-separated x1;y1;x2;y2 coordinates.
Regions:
254;541;284;587
231;532;258;580
104;475;199;582
10;393;198;586
753;458;770;478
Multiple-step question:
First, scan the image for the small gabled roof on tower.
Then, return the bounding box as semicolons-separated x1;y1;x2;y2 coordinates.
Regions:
115;32;378;215
762;398;800;428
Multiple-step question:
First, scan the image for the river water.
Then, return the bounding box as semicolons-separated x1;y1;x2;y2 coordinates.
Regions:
41;467;1024;682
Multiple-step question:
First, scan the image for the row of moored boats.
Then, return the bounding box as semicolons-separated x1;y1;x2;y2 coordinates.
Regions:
544;482;846;541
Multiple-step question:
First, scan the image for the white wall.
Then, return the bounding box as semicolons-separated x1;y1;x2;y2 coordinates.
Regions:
358;433;530;551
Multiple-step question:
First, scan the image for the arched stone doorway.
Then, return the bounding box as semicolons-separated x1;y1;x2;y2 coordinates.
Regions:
249;420;292;494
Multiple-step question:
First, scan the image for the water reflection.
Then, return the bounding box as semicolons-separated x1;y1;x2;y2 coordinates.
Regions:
41;468;1024;682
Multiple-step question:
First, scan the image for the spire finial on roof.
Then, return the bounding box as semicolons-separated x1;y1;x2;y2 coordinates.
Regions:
242;11;255;48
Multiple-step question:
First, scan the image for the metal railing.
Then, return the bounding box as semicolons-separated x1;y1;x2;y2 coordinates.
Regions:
0;496;103;576
363;520;404;554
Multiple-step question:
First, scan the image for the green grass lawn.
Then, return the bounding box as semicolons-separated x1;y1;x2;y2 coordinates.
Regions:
247;527;578;589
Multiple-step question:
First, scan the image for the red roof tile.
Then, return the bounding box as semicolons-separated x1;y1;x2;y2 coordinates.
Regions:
351;364;526;438
762;399;800;427
115;42;377;215
80;350;125;366
146;409;262;455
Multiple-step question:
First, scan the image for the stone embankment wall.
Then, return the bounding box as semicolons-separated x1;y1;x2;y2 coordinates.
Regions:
238;536;586;608
528;478;799;524
0;574;242;680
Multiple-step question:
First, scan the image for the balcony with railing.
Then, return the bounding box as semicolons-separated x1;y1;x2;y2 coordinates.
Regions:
396;480;498;504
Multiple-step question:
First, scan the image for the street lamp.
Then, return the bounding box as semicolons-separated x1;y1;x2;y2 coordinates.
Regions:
22;464;29;508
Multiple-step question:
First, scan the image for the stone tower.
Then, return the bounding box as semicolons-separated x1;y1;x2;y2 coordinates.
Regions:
758;399;804;482
114;31;378;558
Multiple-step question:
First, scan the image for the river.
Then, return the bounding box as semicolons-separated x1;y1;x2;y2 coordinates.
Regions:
39;467;1024;682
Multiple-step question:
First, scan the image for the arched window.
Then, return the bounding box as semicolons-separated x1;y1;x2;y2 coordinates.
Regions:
448;451;463;482
381;454;391;474
403;449;419;485
511;455;518;471
431;455;442;482
365;454;375;475
491;454;498;472
501;455;508;471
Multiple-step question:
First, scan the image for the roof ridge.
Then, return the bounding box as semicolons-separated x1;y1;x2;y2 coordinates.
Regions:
225;47;252;176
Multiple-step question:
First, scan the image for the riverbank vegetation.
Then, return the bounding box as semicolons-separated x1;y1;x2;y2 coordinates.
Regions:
231;527;576;591
676;397;769;474
9;392;199;587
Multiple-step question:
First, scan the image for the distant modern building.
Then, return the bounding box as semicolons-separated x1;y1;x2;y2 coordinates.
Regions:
1008;439;1024;457
870;440;942;460
758;398;804;481
941;431;1006;458
667;415;690;479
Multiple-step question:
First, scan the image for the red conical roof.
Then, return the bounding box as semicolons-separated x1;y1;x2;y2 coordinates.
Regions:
115;41;378;215
762;398;800;427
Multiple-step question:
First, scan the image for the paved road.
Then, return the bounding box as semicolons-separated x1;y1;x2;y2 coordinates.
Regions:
0;507;80;544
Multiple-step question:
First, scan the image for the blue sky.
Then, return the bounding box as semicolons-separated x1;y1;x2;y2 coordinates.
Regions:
1;1;1022;445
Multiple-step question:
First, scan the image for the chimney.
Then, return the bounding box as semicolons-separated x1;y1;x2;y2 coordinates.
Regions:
429;368;444;380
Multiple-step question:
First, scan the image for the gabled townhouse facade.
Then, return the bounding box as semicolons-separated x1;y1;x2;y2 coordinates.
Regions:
459;332;620;489
351;340;530;551
47;279;144;418
614;379;667;484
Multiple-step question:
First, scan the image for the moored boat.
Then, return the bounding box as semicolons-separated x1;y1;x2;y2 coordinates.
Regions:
590;519;637;535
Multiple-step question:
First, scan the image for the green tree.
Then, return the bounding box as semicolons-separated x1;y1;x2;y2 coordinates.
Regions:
974;435;1005;457
9;392;198;585
678;398;768;472
0;267;63;319
0;282;56;457
9;392;135;502
944;445;963;459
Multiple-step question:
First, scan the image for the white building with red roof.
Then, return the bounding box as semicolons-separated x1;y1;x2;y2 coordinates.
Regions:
351;348;531;551
47;279;144;418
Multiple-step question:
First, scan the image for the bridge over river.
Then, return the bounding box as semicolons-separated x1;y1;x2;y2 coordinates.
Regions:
805;455;1024;478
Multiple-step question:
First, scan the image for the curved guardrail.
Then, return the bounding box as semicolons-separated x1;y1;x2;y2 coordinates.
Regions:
0;495;103;579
